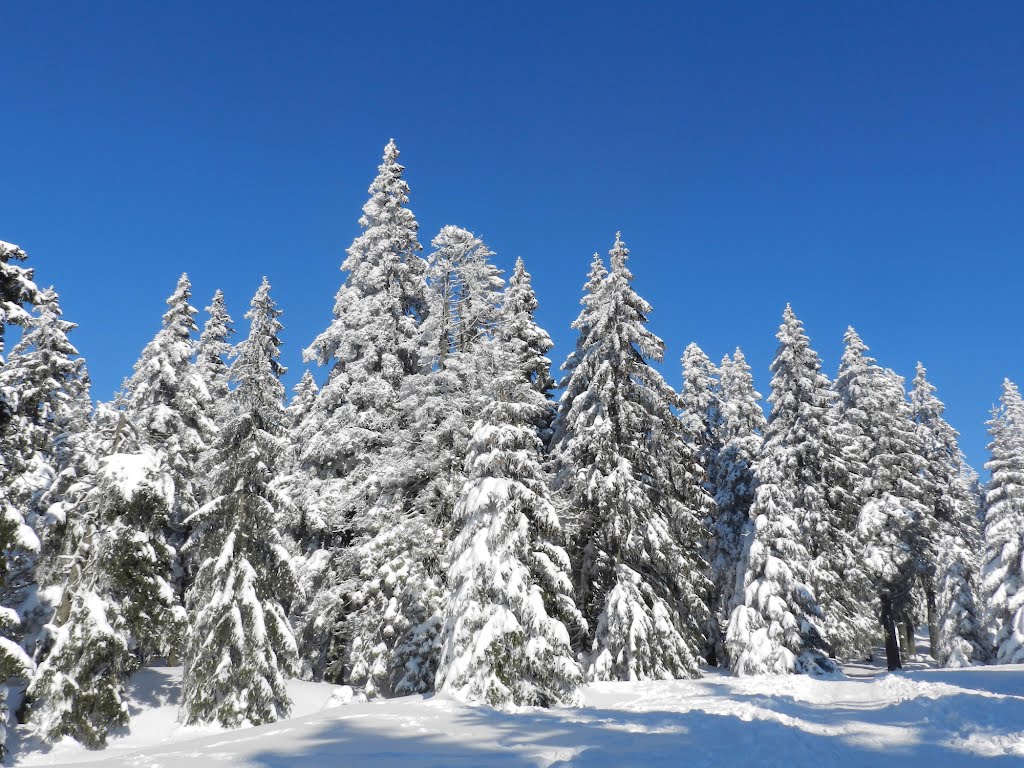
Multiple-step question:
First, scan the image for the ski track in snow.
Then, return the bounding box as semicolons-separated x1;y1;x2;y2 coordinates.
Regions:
10;663;1024;767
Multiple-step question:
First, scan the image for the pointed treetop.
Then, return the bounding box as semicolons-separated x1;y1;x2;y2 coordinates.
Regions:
910;363;943;420
779;304;803;334
609;232;630;273
586;251;607;286
839;326;876;372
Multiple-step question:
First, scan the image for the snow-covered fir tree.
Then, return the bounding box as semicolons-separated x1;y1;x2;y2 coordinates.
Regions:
555;234;709;681
0;240;41;758
338;226;507;698
727;307;837;676
981;378;1024;665
196;289;235;412
910;363;987;667
679;342;720;487
297;139;426;544
291;141;427;681
122;273;212;545
436;328;583;707
706;349;765;667
0;288;91;656
848;360;931;671
423;225;504;361
180;278;297;728
809;326;880;658
500;257;556;440
28;449;180;748
551;251;606;451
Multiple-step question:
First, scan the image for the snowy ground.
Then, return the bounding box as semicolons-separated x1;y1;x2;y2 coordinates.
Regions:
11;655;1024;767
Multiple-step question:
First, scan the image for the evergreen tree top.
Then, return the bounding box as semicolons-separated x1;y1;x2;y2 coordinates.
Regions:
200;290;234;346
345;139;422;274
232;278;286;427
767;305;832;425
163;273;199;337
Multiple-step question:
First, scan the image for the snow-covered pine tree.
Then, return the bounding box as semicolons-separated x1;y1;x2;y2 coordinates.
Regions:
279;369;329;681
196;289;235;411
727;307;837;676
849;362;931;671
679;342;721;487
807;325;879;659
436;323;582;707
290;143;427;682
910;364;987;667
556;234;709;681
679;342;722;663
706;349;765;667
339;226;506;698
28;449;179;749
0;288;92;656
980;378;1024;664
180;278;297;728
0;240;41;758
426;225;504;359
122;273;212;544
551;252;606;452
297;139;426;546
501;257;556;441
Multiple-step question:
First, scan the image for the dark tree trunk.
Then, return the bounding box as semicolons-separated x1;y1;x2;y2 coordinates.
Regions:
881;595;902;671
903;620;916;658
925;582;938;658
706;645;718;668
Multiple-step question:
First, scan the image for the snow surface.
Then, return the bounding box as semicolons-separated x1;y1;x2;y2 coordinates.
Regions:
11;657;1024;767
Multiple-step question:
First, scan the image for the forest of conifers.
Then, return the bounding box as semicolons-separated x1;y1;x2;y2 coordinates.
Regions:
0;140;1021;759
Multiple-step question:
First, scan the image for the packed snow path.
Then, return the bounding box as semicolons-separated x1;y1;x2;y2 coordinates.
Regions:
13;663;1024;767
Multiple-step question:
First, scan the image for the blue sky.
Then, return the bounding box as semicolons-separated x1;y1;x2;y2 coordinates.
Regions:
2;2;1021;468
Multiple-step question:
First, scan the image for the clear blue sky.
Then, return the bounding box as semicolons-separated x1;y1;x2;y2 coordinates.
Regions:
2;2;1021;469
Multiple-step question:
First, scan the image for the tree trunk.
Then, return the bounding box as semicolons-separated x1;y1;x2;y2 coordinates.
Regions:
881;595;902;671
925;582;938;659
903;619;916;658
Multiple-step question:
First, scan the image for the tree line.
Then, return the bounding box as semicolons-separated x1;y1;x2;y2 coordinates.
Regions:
0;140;1020;757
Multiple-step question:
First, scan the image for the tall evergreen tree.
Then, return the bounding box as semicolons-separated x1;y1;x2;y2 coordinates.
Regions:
339;226;506;698
28;450;180;749
818;326;882;658
981;379;1024;664
910;364;987;667
122;273;212;537
551;252;606;452
679;342;721;663
291;140;427;680
555;234;709;681
196;289;235;408
500;257;556;441
706;349;765;666
849;361;931;671
436;329;582;707
180;278;298;727
297;139;426;544
679;342;720;486
0;240;41;758
727;307;837;676
0;288;91;654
